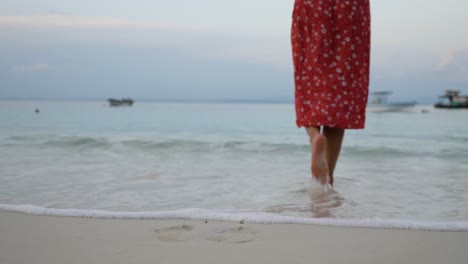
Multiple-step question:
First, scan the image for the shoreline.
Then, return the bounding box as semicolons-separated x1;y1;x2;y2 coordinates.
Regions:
1;210;468;264
1;205;468;232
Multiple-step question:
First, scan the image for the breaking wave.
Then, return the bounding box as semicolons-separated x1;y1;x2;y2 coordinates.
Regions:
1;204;467;232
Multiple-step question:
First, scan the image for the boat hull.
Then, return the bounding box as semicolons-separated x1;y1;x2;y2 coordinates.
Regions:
434;103;468;109
108;99;134;107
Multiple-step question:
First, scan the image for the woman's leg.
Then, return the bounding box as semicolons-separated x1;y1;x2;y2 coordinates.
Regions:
323;127;345;186
306;127;329;185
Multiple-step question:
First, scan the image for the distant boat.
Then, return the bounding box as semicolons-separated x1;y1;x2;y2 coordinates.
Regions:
435;90;468;109
108;98;134;107
367;91;416;112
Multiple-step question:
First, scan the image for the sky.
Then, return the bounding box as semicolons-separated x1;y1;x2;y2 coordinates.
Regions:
1;0;468;103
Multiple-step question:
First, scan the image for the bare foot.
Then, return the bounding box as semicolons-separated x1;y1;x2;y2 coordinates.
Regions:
311;134;329;185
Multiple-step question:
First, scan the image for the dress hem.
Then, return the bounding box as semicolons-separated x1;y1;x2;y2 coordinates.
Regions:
296;121;365;130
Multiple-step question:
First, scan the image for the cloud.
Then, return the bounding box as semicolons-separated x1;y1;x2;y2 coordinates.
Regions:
11;64;51;73
200;36;291;69
47;9;72;16
437;50;468;81
0;15;196;31
0;14;291;69
438;51;456;69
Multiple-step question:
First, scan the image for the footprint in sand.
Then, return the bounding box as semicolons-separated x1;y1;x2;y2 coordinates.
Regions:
205;226;256;243
154;224;194;242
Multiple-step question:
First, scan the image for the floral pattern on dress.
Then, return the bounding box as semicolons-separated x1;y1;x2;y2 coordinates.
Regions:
291;0;371;129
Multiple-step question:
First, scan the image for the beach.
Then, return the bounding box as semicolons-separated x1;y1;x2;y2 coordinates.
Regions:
3;0;468;262
1;210;467;264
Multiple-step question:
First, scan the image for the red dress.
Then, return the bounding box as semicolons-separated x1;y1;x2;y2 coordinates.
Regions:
291;0;371;129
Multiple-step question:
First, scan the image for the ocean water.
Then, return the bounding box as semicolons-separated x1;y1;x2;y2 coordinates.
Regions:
1;100;468;230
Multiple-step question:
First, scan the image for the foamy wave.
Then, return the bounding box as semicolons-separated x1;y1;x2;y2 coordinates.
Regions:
4;135;309;152
7;135;445;157
1;204;467;232
5;135;111;148
343;145;417;158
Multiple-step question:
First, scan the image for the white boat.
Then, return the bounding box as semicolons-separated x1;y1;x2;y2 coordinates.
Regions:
367;91;416;112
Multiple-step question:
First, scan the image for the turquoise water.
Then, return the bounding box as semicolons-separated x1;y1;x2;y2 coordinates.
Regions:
0;100;467;222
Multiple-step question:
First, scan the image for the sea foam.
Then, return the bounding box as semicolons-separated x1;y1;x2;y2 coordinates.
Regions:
1;204;467;232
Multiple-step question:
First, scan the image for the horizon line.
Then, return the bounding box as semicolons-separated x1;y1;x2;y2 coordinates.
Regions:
0;97;295;104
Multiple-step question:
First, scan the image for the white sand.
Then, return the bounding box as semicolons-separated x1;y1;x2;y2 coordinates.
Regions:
1;210;467;264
